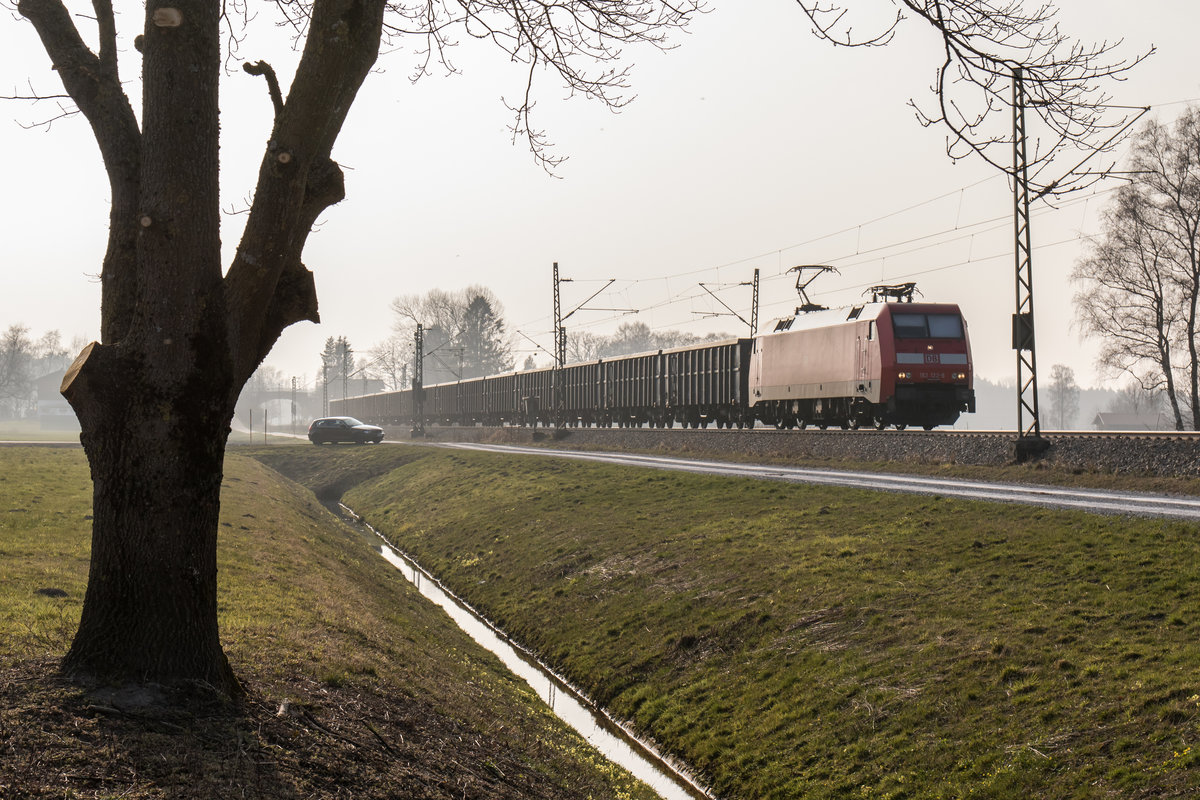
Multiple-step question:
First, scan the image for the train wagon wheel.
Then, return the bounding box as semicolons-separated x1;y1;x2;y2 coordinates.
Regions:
894;423;907;431
874;418;887;431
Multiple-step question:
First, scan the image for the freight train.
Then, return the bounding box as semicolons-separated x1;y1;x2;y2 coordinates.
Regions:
332;294;975;432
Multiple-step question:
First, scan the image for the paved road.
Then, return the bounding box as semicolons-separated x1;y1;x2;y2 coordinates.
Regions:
441;441;1200;521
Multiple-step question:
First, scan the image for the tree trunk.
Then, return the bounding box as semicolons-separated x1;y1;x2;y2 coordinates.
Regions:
18;0;380;695
61;331;240;696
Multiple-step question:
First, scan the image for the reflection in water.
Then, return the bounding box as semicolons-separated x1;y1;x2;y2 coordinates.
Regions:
344;506;713;800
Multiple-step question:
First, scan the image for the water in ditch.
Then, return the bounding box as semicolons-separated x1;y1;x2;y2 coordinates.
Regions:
341;505;714;800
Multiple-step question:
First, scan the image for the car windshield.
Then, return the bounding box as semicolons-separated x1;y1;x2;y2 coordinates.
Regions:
892;313;964;339
341;417;365;426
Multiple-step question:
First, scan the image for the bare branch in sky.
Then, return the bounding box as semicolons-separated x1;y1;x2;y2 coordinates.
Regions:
794;0;1153;196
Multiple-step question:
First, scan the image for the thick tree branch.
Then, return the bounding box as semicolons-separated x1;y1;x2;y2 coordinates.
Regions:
243;60;284;120
224;0;387;389
91;0;118;76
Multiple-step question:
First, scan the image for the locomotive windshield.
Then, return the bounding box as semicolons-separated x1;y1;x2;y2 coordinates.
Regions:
892;313;964;339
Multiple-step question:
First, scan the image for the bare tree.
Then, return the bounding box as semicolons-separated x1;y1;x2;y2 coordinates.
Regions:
1132;110;1200;429
390;286;512;379
566;330;605;363
795;0;1149;196
368;334;412;391
1043;363;1079;429
11;0;699;693
0;324;34;418
1074;109;1200;430
1107;380;1163;417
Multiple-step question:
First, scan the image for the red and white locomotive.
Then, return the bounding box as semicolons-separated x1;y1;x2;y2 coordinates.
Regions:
751;297;974;430
333;284;975;431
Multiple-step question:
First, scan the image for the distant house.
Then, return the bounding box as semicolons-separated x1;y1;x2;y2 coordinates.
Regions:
1091;412;1174;431
35;371;80;431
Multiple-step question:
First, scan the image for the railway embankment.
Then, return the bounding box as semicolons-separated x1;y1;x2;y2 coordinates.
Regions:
275;443;1200;800
388;425;1200;479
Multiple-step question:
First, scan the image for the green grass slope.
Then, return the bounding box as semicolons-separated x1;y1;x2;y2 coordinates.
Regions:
253;443;1200;800
0;446;657;800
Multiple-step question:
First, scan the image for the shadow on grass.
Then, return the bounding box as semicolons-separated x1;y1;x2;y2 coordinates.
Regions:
1;658;299;799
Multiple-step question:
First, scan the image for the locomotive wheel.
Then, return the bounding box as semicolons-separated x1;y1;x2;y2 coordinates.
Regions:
796;419;807;430
849;417;861;430
874;418;887;430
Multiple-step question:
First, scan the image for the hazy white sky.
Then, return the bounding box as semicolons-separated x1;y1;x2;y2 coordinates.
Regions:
3;0;1198;391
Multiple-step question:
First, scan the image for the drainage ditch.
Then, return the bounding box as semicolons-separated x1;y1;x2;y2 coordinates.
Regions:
337;503;714;800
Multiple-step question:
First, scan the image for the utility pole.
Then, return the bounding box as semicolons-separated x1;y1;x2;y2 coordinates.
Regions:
697;268;759;335
322;362;329;417
750;268;760;338
412;324;425;438
339;338;350;408
552;262;569;427
1011;67;1048;461
551;264;630;426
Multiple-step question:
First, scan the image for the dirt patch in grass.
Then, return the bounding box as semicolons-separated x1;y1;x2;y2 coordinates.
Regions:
0;658;617;800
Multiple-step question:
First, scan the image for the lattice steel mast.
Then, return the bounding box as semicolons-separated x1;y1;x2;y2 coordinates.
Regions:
412;323;425;438
1011;67;1048;459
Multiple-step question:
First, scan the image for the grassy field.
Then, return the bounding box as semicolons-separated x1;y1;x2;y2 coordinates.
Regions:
250;442;1200;800
0;445;658;800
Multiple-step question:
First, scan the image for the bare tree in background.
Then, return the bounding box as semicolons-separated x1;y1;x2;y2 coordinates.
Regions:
1074;109;1200;430
795;0;1149;195
1107;381;1163;417
1073;184;1186;429
0;325;72;418
0;324;34;418
1044;363;1079;429
566;330;605;363
368;335;412;391
390;286;512;379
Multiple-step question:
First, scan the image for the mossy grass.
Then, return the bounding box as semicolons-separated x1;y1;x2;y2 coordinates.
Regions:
0;445;657;799
254;442;1200;799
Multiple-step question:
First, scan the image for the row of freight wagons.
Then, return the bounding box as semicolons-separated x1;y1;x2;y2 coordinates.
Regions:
333;338;752;428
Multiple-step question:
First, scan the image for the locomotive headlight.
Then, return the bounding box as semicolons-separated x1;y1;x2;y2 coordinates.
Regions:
898;371;912;380
953;372;967;381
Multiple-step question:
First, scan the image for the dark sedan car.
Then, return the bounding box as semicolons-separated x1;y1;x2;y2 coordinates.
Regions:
307;416;385;445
